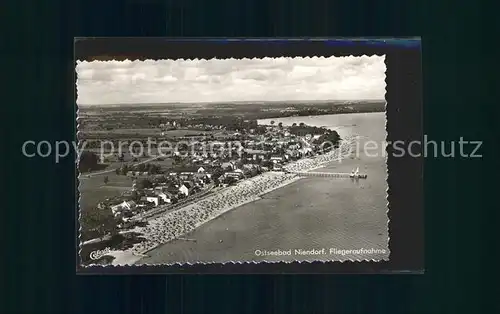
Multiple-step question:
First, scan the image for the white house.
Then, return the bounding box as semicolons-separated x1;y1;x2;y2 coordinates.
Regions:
197;167;205;173
145;196;160;207
110;200;136;215
270;156;284;163
179;184;189;196
157;192;172;203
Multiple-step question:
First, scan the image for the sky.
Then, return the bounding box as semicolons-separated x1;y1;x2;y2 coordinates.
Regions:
76;55;386;105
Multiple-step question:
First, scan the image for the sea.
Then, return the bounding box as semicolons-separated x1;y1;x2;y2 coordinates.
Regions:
139;112;389;264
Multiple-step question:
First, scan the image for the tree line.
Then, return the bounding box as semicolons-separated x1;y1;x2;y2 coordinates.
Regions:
115;163;162;175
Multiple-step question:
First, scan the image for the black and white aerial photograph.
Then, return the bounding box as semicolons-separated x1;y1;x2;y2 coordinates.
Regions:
76;55;389;266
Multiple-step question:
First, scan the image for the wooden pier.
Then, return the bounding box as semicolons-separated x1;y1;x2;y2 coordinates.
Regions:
289;171;368;179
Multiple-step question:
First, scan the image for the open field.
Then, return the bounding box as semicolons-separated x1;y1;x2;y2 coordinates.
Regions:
82;150;165;164
85;128;163;135
77;100;385;134
79;173;134;212
78;155;174;213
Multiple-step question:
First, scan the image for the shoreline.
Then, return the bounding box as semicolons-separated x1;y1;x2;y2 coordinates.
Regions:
104;136;357;266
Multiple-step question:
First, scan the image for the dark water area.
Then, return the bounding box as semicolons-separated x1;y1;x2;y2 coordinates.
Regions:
140;112;389;264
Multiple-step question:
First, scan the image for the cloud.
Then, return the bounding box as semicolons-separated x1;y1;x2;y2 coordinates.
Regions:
76;56;386;105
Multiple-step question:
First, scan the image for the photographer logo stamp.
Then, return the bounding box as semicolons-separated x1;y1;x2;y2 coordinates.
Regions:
89;247;111;260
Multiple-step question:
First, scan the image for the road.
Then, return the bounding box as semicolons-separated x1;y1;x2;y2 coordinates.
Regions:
79;155;163;179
